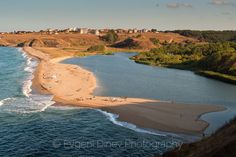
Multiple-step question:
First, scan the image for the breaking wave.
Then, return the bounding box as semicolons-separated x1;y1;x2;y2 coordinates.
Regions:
0;49;55;113
96;109;167;137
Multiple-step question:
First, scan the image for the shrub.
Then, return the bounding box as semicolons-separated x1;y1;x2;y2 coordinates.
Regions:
101;30;118;44
87;45;105;52
149;38;160;46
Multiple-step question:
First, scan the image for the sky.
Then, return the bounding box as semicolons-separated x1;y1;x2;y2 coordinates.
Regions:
0;0;235;31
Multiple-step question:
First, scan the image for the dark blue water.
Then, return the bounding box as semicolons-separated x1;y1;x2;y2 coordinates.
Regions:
0;47;26;100
0;107;182;157
63;53;236;134
0;48;183;157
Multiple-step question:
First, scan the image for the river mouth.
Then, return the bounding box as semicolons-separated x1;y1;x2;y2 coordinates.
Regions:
0;48;186;156
63;52;236;134
0;48;235;156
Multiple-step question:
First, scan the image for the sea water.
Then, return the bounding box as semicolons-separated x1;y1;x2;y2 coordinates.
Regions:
0;47;184;157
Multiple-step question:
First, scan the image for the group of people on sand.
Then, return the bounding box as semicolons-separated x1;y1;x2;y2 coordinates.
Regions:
102;97;127;102
76;96;96;102
75;96;128;103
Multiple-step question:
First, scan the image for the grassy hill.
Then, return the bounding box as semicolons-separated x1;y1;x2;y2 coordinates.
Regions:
132;42;236;84
0;32;198;50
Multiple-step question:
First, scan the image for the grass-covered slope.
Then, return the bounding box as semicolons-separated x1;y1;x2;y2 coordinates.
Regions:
133;42;236;84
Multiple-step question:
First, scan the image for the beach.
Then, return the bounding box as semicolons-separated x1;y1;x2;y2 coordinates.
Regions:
23;47;225;135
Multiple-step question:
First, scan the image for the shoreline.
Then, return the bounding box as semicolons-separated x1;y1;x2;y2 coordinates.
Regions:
133;59;236;85
23;46;225;135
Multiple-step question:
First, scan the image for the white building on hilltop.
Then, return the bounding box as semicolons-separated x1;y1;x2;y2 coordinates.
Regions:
78;28;88;34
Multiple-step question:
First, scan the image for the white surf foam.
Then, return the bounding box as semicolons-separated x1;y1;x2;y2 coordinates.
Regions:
22;78;33;98
20;51;55;113
49;105;84;111
96;109;167;137
21;52;35;98
1;95;55;114
0;98;13;106
97;109;201;141
0;49;55;113
0;49;54;113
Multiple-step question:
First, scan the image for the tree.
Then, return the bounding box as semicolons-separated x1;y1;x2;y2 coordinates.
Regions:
102;30;118;44
151;29;158;33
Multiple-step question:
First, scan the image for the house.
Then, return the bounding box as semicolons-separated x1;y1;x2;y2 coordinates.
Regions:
78;28;88;34
94;29;100;36
128;29;134;34
133;28;138;33
116;29;125;33
141;29;148;33
99;29;109;34
46;28;55;32
69;27;79;32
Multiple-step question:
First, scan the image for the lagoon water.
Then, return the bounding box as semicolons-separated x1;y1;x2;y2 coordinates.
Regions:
63;53;236;134
0;48;184;157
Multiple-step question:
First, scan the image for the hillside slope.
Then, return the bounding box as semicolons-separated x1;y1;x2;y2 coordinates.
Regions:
160;118;236;157
0;32;198;51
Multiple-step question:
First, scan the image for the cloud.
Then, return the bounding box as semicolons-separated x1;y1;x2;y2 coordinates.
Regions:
166;3;193;9
209;0;235;6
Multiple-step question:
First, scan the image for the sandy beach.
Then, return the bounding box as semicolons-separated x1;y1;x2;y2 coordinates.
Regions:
23;47;225;135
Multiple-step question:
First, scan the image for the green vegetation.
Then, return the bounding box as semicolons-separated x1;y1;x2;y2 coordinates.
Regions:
149;38;160;46
135;34;142;38
101;30;118;44
87;45;105;52
196;71;236;85
168;30;236;42
102;51;114;55
133;42;236;84
113;38;140;49
151;29;158;33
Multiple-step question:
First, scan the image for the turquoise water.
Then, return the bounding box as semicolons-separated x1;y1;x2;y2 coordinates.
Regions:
0;47;184;157
63;53;236;134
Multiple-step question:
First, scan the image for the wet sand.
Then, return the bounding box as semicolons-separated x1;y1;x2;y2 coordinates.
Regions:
102;102;225;135
23;47;225;135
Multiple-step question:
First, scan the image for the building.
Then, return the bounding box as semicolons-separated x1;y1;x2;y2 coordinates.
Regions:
141;29;148;33
99;29;109;34
128;29;134;34
133;28;138;33
78;28;88;34
69;27;79;32
94;29;100;36
115;29;125;33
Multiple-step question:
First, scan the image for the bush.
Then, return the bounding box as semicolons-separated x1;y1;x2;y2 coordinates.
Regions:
87;45;105;52
101;30;118;44
149;38;160;46
112;38;140;49
134;42;236;76
136;34;142;38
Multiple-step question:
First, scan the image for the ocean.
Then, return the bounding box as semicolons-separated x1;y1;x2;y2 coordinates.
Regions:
0;47;184;156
